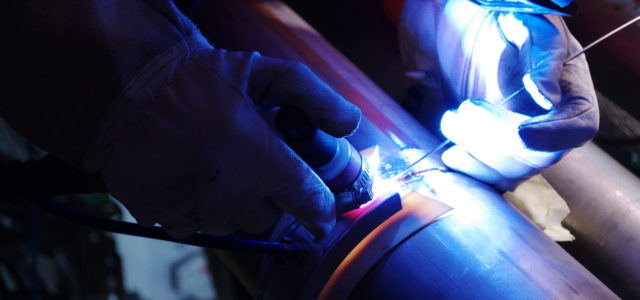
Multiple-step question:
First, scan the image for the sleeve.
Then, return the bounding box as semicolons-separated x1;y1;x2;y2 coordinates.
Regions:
378;0;406;26
1;0;212;172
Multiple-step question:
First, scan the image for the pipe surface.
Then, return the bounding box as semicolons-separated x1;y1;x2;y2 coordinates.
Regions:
195;1;617;298
543;143;640;298
557;4;640;296
353;169;614;299
282;0;640;296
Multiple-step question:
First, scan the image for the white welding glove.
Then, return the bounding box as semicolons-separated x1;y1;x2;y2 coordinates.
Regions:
101;50;361;239
440;99;563;190
399;0;598;190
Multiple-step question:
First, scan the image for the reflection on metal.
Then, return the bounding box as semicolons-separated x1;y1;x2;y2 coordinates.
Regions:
543;143;640;297
353;170;611;299
196;1;618;298
319;192;452;300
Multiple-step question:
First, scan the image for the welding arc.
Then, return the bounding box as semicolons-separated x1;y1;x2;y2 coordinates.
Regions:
395;15;640;181
392;140;451;181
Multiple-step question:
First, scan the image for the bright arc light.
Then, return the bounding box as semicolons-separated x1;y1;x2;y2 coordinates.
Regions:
362;146;402;199
440;99;562;178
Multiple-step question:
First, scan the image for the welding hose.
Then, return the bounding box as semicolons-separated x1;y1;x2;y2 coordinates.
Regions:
28;196;306;258
0;156;303;257
3;132;361;259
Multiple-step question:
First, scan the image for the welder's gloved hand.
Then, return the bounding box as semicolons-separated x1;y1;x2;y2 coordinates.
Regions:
3;0;361;239
399;0;598;190
440;99;564;190
102;50;361;239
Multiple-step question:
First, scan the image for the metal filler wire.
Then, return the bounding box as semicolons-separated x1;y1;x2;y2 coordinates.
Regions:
394;15;640;181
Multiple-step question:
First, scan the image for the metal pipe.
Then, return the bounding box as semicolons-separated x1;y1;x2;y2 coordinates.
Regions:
194;1;617;298
278;0;640;297
557;6;640;296
542;143;640;298
353;169;615;299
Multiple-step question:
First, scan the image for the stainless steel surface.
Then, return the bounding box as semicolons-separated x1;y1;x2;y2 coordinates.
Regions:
543;143;640;297
353;169;615;299
195;0;618;298
298;0;640;296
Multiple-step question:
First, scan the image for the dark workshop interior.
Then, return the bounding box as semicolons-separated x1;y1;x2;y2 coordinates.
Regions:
1;0;639;299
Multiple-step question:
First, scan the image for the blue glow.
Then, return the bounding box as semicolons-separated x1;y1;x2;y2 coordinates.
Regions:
440;99;562;179
443;0;508;103
438;2;561;182
497;13;529;49
553;0;573;7
522;73;553;110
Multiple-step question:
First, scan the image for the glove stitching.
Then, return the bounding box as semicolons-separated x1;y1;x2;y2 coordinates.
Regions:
84;39;196;171
190;53;256;106
250;65;288;110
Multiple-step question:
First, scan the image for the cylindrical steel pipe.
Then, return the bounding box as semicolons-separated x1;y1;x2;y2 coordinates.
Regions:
555;4;640;296
195;1;616;298
278;0;640;297
543;143;640;298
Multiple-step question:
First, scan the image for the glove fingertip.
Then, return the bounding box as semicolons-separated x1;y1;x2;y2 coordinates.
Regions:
333;106;362;137
301;188;336;240
518;124;563;152
313;102;362;138
519;118;597;152
439;109;458;137
271;172;336;239
519;122;546;146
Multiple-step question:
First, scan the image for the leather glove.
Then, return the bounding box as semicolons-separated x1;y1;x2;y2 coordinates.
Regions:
4;0;361;239
399;0;598;190
102;49;361;239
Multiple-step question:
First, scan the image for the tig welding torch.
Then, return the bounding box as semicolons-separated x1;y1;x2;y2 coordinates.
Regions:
275;106;373;214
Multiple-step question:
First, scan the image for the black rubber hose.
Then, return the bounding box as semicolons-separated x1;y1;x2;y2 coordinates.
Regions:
29;197;305;258
0;155;106;199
